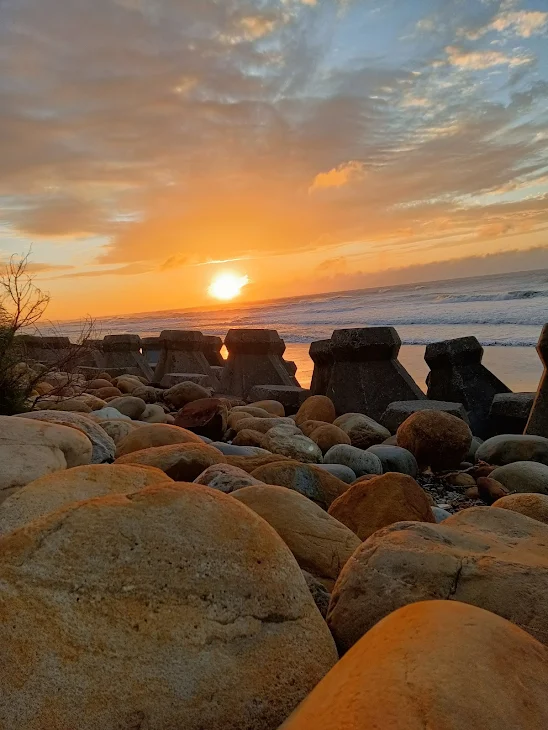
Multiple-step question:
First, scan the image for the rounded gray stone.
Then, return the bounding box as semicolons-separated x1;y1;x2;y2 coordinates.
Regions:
323;445;383;477
490;461;548;495
210;442;271;457
366;445;418;477
314;464;357;484
476;435;548;466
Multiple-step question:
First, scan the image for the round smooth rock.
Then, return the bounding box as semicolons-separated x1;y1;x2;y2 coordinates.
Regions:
93;386;123;400
194;464;264;493
17;410;116;464
309;424;351;454
0;416;93;502
91;407;132;422
490;461;548;495
315;464;357;484
397;410;472;471
226;454;291;474
139;404;168;423
115;442;227;481
366;444;418;477
234;417;296;434
328;472;435;541
295;396;336;426
107;396;147;420
232;429;267;448
333;413;390;449
492;493;548;525
251;461;348;509
476;435;548;466
0;483;337;729
175;398;228;440
0;464;172;535
282;601;548;730
263;431;323;464
233;484;361;586
231;406;273;418
98;419;142;445
249;400;285;417
164;382;212;410
323;445;383;478
210;442;271;457
432;506;452;522
116;424;203;457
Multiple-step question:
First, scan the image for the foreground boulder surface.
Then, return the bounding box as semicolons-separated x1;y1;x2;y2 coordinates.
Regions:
282;601;548;730
328;473;435;541
327;506;548;652
0;483;337;730
0;464;172;535
0;416;93;502
233;485;361;587
115;423;203;457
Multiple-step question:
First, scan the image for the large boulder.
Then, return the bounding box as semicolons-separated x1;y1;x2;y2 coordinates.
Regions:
328;473;435;541
323;444;383;478
397;410;472;471
295;396;336;426
282;601;548;730
233;485;361;587
327;507;548;652
251;460;348;509
492;493;548;525
0;483;337;729
0;416;92;502
309;424;351;453
194;463;264;493
490;461;548;495
17;410;115;464
380;399;469;433
476;435;548;466
0;464;172;535
115;442;226;480
115;423;203;457
333;413;390;449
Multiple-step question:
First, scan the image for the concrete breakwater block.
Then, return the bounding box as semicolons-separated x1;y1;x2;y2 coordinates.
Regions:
247;385;310;415
326;327;425;420
309;339;333;396
141;336;162;368
220;329;296;399
425;336;510;438
489;392;535;435
381;400;469;433
98;334;154;380
203;335;225;367
153;330;219;388
526;324;548;437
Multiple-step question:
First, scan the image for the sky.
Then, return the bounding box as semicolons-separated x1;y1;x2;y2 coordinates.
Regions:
1;0;547;318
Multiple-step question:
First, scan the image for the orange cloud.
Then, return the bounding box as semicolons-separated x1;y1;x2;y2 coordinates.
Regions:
309;162;367;191
445;46;533;70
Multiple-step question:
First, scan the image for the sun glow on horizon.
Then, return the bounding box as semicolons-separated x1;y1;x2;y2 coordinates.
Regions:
208;272;250;301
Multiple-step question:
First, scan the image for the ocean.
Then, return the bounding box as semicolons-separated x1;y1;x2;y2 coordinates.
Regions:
53;269;547;393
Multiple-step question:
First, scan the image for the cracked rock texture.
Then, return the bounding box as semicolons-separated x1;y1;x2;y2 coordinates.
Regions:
233;484;361;588
282;601;548;730
0;483;337;730
327;506;548;653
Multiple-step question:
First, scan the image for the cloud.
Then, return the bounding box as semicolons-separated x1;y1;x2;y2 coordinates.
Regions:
309;161;367;191
445;45;533;70
465;9;548;40
0;0;547;295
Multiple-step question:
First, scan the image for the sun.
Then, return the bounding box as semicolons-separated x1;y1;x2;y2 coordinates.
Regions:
208;272;249;301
